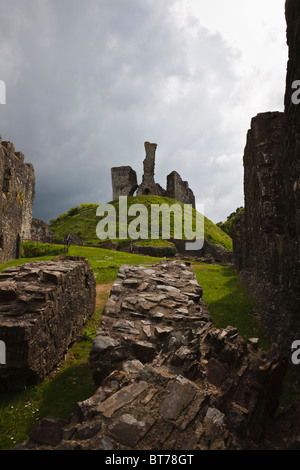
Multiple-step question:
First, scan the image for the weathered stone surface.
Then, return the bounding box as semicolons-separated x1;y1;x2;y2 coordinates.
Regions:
19;260;290;450
89;260;211;385
232;0;300;356
136;142;163;197
166;171;195;209
0;256;96;390
0;137;35;263
111;166;138;200
31;218;56;243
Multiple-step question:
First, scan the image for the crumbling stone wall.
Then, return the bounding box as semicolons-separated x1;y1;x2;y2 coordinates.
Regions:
232;111;286;280
232;1;300;349
167;171;195;209
31;218;56;243
282;0;300;335
17;260;289;450
0;256;96;390
111;166;138;201
0;137;35;263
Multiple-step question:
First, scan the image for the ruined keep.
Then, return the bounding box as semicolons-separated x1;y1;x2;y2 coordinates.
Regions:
111;142;196;208
233;0;300;352
0;137;35;263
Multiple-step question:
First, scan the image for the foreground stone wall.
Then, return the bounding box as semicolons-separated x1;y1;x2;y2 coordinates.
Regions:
18;260;292;451
0;137;35;263
282;0;300;335
0;256;96;390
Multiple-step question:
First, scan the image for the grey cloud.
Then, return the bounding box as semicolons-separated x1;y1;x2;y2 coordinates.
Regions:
0;0;286;224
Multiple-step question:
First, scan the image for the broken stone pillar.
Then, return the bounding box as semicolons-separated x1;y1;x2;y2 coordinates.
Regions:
0;256;96;390
136;142;164;196
111;166;138;200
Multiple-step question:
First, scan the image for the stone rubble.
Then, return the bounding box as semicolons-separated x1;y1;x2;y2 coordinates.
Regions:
17;260;289;450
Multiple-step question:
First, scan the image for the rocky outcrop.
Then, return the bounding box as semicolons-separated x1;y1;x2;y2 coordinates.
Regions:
0;256;96;390
17;260;288;450
0;137;35;263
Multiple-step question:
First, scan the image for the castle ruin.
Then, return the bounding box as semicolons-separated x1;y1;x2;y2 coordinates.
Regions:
111;142;196;208
232;0;300;358
0;137;35;263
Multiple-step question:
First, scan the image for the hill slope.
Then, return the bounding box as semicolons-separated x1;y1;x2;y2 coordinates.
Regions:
49;196;233;251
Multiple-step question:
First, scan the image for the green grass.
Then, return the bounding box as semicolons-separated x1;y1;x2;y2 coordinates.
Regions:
49;196;233;251
0;244;284;449
22;241;67;258
192;263;269;348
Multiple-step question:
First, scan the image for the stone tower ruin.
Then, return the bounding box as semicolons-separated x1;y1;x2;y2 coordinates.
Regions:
111;142;195;208
0;137;35;263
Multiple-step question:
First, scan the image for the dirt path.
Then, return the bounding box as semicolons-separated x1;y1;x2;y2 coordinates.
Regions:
95;282;114;310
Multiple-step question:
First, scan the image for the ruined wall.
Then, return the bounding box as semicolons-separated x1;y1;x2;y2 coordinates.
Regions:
282;0;300;329
31;218;56;243
233;112;286;279
0;137;35;263
111;166;138;201
0;256;96;390
232;0;300;348
232;112;295;344
17;260;289;451
166;170;195;209
111;142;196;207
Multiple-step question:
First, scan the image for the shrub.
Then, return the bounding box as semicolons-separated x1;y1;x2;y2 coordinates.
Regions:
22;242;67;258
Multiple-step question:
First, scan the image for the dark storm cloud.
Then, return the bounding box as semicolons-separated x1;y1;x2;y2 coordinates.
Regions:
0;0;287;224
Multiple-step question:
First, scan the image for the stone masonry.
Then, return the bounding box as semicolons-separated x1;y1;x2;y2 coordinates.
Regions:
111;166;138;201
111;142;196;208
18;260;292;451
0;256;96;390
0;137;35;263
232;0;300;353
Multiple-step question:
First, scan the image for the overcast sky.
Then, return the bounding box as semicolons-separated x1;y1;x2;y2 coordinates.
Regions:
0;0;288;224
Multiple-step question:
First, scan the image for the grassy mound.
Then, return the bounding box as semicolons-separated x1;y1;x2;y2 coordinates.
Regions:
49;196;233;251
